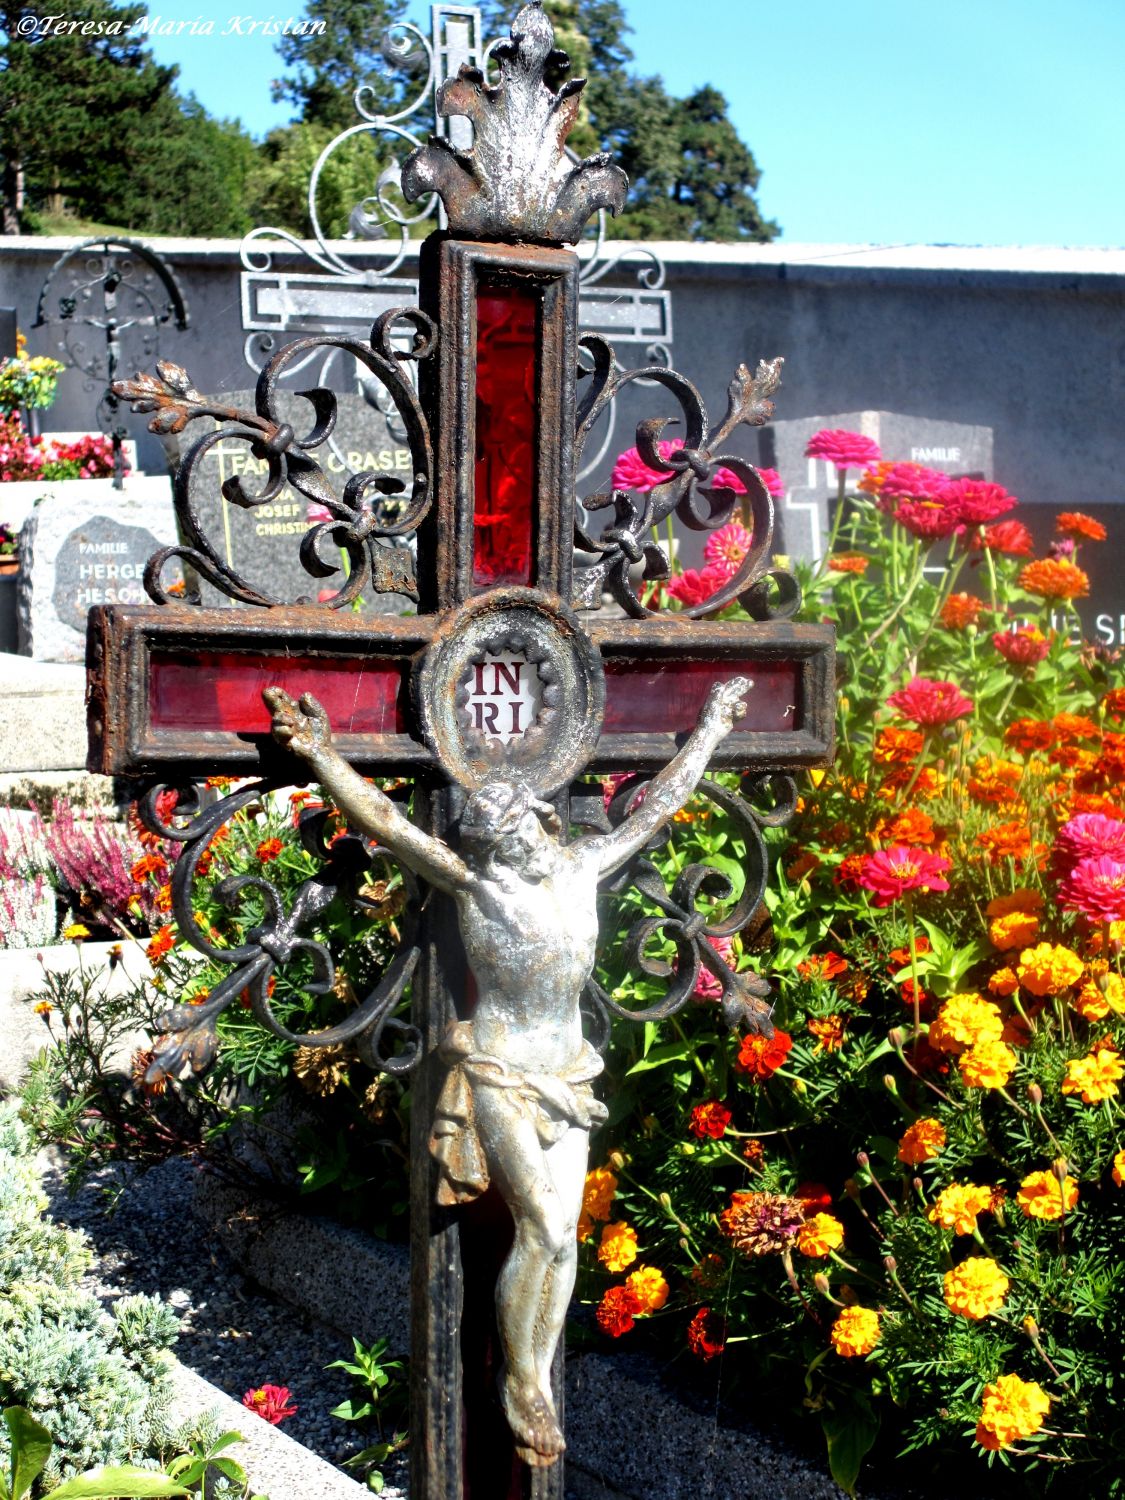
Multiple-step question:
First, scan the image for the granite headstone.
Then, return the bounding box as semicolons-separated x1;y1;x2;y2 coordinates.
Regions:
759;411;994;564
176;390;416;614
17;478;179;661
1015;502;1125;649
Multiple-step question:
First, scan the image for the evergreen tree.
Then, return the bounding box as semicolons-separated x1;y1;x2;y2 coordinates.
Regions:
272;0;410;133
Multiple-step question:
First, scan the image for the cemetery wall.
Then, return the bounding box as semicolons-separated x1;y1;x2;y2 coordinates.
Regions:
3;237;1122;510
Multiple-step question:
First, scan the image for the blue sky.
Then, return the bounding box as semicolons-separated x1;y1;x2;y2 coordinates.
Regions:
145;0;1125;247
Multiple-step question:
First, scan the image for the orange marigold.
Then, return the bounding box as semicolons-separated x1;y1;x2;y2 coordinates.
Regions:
1019;557;1089;601
625;1264;670;1314
829;1306;880;1357
939;592;987;629
988;967;1019;997
1017;1168;1078;1220
827;551;869;575
943;1257;1010;1320
256;838;284;863
1003;718;1055;754
873;726;925;766
928;1182;993;1234
1017;943;1084;996
1113;1148;1125;1188
897;1117;946;1165
986;888;1045;917
988;910;1040;951
797;1212;845;1257
807;1015;845;1052
145;926;175;964
1056;510;1106;541
975;821;1038;866
1102;687;1125;720
959;1039;1017;1090
928;993;1004;1054
967;758;1024;806
1072;969;1125;1020
873;807;936;846
975;1372;1051;1451
1053;712;1098;740
598;1221;639;1272
1061;1046;1124;1103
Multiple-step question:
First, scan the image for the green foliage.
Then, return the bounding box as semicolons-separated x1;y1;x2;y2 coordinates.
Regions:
248;123;392;241
325;1337;407;1492
271;0;407;133
0;1406;188;1499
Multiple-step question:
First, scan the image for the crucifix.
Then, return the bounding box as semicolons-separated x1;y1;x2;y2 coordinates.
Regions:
87;6;834;1496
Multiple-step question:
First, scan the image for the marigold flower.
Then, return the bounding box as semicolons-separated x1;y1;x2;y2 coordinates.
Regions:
1017;943;1084;996
689;1100;732;1139
928;994;1003;1055
798;951;849;981
873;726;925;766
897;1117;946;1166
293;1044;349;1097
256;837;284;863
805;428;881;470
596;1284;641;1337
989;910;1040;952
32;999;53;1017
720;1191;804;1256
967;757;1024;807
1056;510;1106;541
975;1373;1051;1451
145;925;175;964
986;888;1045;918
992;625;1050;667
1062;1045;1124;1104
943;1257;1010;1320
807;1015;845;1052
927;1182;994;1235
1102;687;1125;720
686;1306;726;1361
1004;718;1055;754
1019;557;1089;600
598;1221;639;1273
797;1212;844;1258
625;1265;670;1314
734;1028;792;1080
959;1039;1017;1090
130;853;167;883
1073;970;1125;1020
857;846;952;906
988;968;1019;997
583;1166;618;1223
939;592;987;630
873;807;936;846
1113;1148;1125;1187
242;1385;297;1425
62;922;90;940
1017;1169;1078;1220
886;676;973;727
975;821;1038;866
829;1306;880;1357
827;551;869;575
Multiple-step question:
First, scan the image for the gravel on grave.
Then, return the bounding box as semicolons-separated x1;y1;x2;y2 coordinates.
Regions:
40;1151;409;1499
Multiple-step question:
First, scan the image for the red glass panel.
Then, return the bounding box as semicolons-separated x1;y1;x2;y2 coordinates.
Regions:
150;652;407;736
603;660;801;735
473;286;537;589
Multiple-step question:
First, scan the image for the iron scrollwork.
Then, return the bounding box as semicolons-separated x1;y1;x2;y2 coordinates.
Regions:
113;307;436;609
137;780;424;1088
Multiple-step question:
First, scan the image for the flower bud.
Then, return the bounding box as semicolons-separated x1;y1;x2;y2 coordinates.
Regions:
659;1192;672;1210
609;1151;626;1170
883;1074;899;1095
888;1028;906;1051
883;1255;898;1274
856;1151;870;1168
1027;1082;1043;1107
1023;1316;1039;1338
680;1142;696;1156
813;1273;831;1297
1052;1156;1069;1183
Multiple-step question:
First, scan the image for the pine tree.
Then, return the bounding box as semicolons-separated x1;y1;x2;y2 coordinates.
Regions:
272;0;410;133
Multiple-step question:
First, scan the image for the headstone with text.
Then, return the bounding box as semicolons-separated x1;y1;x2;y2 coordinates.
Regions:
759;410;994;563
17;480;179;661
178;391;416;614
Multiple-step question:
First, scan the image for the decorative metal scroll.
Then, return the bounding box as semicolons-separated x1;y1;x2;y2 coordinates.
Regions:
138;781;424;1087
572;344;801;620
577;772;796;1052
33;237;190;487
114;307;435;608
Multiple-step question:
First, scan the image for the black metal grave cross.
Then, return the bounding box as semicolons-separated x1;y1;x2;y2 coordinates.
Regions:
88;8;834;1497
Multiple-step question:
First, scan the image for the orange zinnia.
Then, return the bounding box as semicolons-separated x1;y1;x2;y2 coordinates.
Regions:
1019;557;1089;601
939;592;987;630
1056;511;1106;542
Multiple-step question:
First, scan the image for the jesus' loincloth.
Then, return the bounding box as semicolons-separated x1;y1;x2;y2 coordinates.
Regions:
430;1020;608;1207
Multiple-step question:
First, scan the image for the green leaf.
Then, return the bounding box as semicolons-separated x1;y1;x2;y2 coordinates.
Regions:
625;1039;694;1075
368;1473;384;1494
330;1399;375;1423
4;1408;53;1500
821;1403;879;1497
48;1468;189;1498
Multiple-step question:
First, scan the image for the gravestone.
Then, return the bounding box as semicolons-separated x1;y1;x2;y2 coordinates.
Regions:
1015;501;1125;649
17;480;179;661
176;390;415;614
759;410;994;563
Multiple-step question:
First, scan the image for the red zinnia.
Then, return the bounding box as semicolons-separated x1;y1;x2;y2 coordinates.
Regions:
805;429;881;471
938;477;1018;526
734;1028;792;1080
242;1385;297;1425
857;846;952;907
993;626;1050;666
973;519;1034;557
687;1307;727;1361
886;676;973;727
1059;856;1125;924
665;566;729;608
689;1100;733;1140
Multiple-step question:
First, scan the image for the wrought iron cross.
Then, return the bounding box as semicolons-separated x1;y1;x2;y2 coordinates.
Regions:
89;6;834;1496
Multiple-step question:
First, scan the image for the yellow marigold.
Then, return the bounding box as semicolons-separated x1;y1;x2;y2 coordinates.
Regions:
928;993;1004;1054
1073;971;1125;1021
32;1000;53;1017
583;1166;619;1222
1016;942;1084;997
988;967;1019;997
807;1015;845;1052
62;922;90;940
624;1264;669;1314
576;1213;595;1243
797;1213;845;1258
598;1221;639;1273
975;1372;1052;1451
985;888;1046;918
829;1306;880;1358
1062;1045;1124;1104
1113;1148;1125;1188
1017;1169;1079;1221
927;1182;994;1235
988;910;1040;952
897;1117;946;1166
942;1257;1010;1320
960;1039;1017;1090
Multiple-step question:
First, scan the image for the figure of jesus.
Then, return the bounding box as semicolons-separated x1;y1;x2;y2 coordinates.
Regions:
265;675;753;1467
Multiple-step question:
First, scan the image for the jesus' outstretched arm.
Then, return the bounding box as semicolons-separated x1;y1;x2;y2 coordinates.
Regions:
264;688;472;895
584;676;754;878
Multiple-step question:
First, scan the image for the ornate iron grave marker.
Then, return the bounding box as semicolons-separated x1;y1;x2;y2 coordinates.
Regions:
87;6;834;1496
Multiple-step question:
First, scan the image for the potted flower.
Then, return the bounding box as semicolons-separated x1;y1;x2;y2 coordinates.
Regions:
0;334;64;436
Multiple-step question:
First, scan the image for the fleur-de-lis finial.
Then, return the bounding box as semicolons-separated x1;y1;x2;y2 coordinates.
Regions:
401;1;628;243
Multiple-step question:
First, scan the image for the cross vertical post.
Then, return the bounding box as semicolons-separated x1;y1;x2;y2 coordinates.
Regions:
89;7;834;1499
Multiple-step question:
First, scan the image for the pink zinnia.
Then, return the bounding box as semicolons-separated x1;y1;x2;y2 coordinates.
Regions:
242;1384;297;1425
611;438;758;497
757;466;785;499
939;478;1018;526
857;846;952;907
1053;814;1125;874
886;676;973;727
1058;855;1125;924
869;462;949;503
693;935;735;1000
665;566;728;608
307;502;333;524
992;626;1050;667
893;500;962;541
703;522;752;578
805;429;881;471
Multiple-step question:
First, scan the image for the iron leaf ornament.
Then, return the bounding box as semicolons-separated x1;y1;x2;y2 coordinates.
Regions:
401;1;627;242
